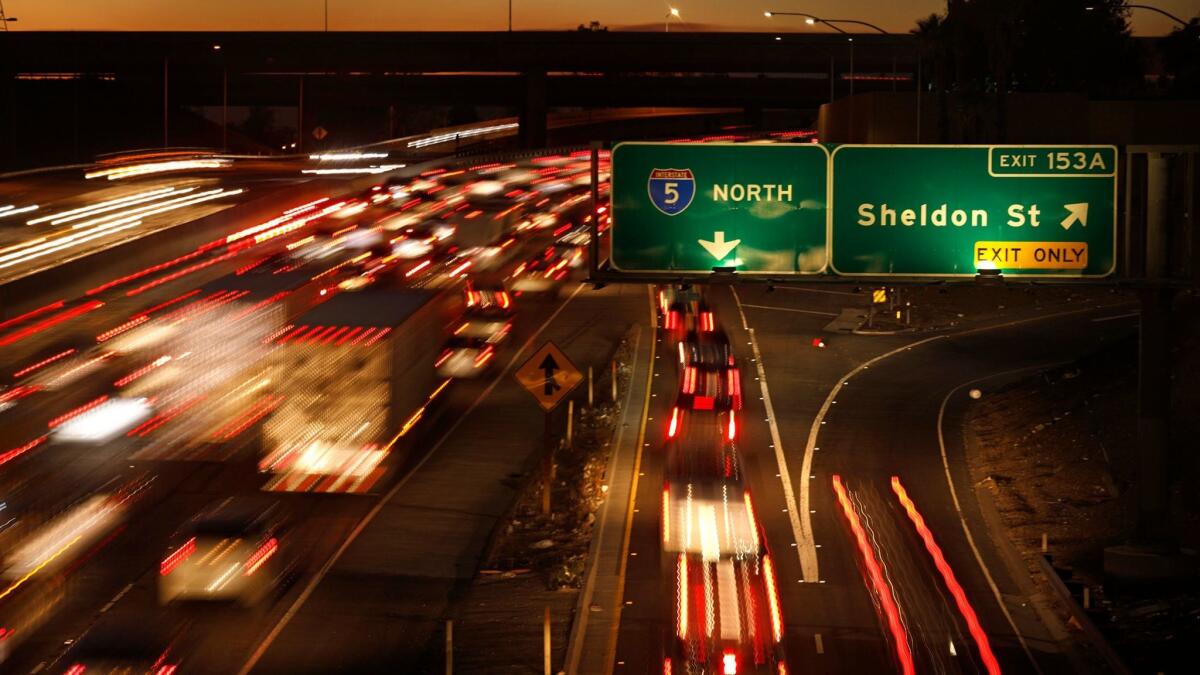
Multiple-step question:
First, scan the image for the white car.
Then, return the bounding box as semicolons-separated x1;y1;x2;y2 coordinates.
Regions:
435;337;496;379
159;497;289;606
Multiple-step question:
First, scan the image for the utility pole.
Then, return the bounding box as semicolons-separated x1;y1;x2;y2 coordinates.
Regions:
222;68;228;151
163;58;170;147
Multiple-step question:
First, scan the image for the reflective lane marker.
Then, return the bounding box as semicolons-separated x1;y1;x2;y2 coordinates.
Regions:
731;287;817;581
603;285;658;674
238;283;587;675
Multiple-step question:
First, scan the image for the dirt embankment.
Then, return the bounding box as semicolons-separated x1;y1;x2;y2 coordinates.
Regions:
963;290;1200;673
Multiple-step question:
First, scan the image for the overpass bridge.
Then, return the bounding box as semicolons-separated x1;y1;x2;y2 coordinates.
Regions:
1;31;916;164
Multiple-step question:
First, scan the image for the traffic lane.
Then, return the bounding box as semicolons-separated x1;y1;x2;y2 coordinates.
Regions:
611;286;880;675
730;284;868;320
7;461;372;675
245;281;645;673
611;320;678;674
708;286;896;674
7;283;550;674
810;307;1136;674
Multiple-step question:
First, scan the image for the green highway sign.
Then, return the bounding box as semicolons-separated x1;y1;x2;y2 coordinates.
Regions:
610;142;829;274
830;145;1117;277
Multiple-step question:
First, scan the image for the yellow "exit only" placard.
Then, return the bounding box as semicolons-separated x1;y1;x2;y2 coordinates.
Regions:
974;241;1088;269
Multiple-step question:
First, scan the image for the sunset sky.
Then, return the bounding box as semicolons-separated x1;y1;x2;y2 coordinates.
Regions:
4;0;1193;35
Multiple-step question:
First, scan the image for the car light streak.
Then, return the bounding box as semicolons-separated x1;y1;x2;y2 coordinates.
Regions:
309;152;388;161
0;300;65;333
0;204;38;220
832;475;915;675
243;537;279;575
0;297;104;343
891;476;1002;675
763;554;783;643
32;187;185;226
677;553;689;639
0;435;48;468
160;537;196;575
12;348;75;378
85;158;230;180
301;165;405;175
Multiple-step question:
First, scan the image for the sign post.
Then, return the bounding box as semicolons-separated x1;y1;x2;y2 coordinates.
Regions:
830;145;1118;278
515;342;584;516
610;142;829;275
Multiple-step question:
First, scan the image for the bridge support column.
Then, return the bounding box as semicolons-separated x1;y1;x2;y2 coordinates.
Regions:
519;71;547;149
1104;149;1197;583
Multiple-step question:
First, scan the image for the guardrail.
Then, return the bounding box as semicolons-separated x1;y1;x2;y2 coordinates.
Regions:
1035;554;1132;675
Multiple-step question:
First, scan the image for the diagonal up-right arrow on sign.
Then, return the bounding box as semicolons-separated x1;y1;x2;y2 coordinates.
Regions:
1060;203;1088;230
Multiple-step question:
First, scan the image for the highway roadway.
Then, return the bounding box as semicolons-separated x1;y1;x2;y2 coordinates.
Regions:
0;138;1141;675
604;283;1137;674
0;147;615;673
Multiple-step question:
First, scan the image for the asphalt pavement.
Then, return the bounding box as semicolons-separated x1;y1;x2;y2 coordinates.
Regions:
602;283;1136;675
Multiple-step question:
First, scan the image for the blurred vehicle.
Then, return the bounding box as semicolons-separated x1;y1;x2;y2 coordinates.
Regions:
678;329;735;370
59;613;184;674
454;307;513;344
465;283;512;311
663;408;740;476
549;242;585;269
159;496;290;606
0;575;65;665
658;286;707;333
677;363;743;413
435;336;496;379
507;256;566;296
665;549;787;675
260;287;461;493
661;479;760;557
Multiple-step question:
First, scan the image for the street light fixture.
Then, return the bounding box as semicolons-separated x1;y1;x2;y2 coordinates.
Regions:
1085;4;1191;28
666;7;681;33
764;10;889;35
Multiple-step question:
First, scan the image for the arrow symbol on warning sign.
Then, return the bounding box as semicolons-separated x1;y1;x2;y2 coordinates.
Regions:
698;231;741;261
1060;203;1088;230
539;354;561;396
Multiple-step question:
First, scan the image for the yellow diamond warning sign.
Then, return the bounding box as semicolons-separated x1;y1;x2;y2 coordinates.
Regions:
514;341;583;411
974;241;1088;270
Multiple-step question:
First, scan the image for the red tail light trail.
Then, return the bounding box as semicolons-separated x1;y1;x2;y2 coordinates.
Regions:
160;537;196;576
891;476;1001;675
831;475;915;675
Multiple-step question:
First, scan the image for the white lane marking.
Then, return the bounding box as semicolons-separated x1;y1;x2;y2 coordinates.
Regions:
732;287;817;581
99;582;134;613
738;303;839;318
237;283;587;675
1091;311;1139;322
938;365;1067;675
792;303;1132;586
815;633;825;654
774;286;862;297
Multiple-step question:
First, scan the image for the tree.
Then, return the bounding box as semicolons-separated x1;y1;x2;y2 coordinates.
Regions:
912;0;1143;140
1161;18;1200;96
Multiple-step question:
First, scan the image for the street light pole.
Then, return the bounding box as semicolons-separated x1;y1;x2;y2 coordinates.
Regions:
1086;4;1191;28
766;11;888;99
1;0;16;31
